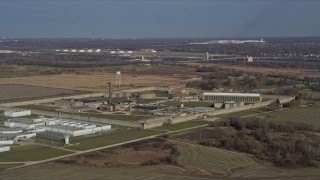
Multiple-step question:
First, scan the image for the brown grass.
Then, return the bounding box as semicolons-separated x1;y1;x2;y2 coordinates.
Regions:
0;73;182;91
184;62;320;79
56;139;178;168
0;84;82;102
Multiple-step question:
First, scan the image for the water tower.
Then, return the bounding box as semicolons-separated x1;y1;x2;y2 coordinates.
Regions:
116;71;121;87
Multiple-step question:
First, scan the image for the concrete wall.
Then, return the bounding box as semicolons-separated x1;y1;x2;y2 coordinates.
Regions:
143;96;295;129
15;133;37;141
142;114;202;129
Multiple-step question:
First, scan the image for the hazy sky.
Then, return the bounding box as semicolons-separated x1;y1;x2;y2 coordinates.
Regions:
1;0;320;38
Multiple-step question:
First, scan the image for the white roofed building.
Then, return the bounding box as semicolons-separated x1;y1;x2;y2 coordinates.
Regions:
4;109;31;117
202;92;262;103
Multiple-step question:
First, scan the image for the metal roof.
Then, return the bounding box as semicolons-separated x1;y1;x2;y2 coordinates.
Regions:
202;92;261;97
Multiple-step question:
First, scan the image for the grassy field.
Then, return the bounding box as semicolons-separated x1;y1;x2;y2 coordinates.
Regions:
87;113;150;121
0;110;6;123
0;163;205;180
18;104;58;112
139;98;164;103
161;101;213;107
154;90;171;97
264;106;320;127
0;84;83;102
0;163;24;171
67;129;162;151
0;64;149;78
130;111;150;116
152;120;208;132
177;143;258;175
217;105;320;128
0;73;181;92
2;143;320;179
218;108;268;118
35;137;65;147
0;64;59;78
0;145;71;162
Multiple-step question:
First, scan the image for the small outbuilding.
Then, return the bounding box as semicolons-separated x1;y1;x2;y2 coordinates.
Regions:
0;146;10;153
4;110;31;117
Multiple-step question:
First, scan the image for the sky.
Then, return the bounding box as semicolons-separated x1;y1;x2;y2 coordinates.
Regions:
0;0;320;38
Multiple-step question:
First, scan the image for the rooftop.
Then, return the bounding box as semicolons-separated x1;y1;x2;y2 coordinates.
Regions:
47;125;82;131
203;92;261;97
7;118;44;125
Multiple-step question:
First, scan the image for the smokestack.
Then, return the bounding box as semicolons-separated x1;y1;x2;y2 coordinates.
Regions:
107;82;112;105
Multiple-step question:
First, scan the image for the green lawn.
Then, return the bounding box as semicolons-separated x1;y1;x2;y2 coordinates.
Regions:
265;106;320;127
17;104;58;112
153;120;208;132
0;64;135;78
218;105;320;128
67;129;163;151
138;98;164;103
34;137;65;147
218;108;268;118
161;101;212;107
0;163;24;171
0;145;71;162
88;113;150;121
154;90;171;97
0;114;7;123
130;111;150;116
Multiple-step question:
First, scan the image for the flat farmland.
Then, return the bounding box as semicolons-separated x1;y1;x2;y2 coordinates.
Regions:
265;106;320;127
0;163;206;180
0;84;83;102
183;62;320;79
0;145;71;162
0;73;182;91
177;143;259;176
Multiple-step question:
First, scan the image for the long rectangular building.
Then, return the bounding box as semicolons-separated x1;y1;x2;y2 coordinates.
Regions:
202;92;262;103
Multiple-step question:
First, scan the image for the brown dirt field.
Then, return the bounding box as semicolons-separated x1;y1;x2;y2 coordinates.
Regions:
184;62;320;79
56;138;178;168
72;148;171;167
0;73;182;91
0;84;83;102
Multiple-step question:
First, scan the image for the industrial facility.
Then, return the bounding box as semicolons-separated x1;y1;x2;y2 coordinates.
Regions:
0;116;112;149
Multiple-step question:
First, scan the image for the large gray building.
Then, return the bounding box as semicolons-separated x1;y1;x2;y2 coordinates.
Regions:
202;92;262;103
